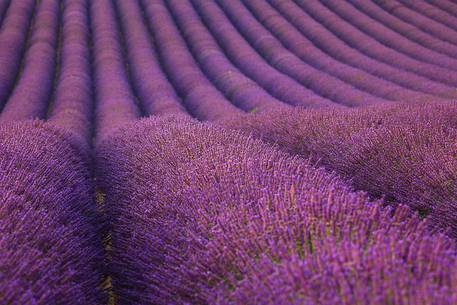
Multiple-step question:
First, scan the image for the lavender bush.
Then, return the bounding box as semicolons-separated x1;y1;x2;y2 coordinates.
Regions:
220;101;457;236
0;121;104;304
97;116;457;304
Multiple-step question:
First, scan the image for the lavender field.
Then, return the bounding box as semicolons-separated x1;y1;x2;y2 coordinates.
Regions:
0;0;456;304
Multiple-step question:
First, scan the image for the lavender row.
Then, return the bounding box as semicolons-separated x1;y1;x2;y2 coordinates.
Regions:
213;0;388;107
0;0;59;123
48;0;93;142
141;0;241;121
168;0;287;113
269;0;457;98
115;0;188;117
395;0;457;44
428;0;457;18
0;0;10;26
171;3;336;107
243;0;443;103
0;121;104;304
91;0;140;140
220;101;457;237
348;0;457;60
189;0;335;109
0;0;36;108
295;0;457;87
322;0;457;71
377;1;457;44
97;116;457;304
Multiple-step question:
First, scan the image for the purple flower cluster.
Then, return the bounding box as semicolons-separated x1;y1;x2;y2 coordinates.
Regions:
97;116;457;304
0;121;104;304
220;101;457;237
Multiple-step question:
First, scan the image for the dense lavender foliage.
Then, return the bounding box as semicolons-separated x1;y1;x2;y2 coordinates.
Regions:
220;102;457;236
0;0;456;303
0;121;104;304
97;117;457;304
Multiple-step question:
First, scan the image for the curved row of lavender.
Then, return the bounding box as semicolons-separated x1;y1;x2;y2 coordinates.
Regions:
241;0;442;103
294;0;457;87
2;0;457;124
378;0;457;46
90;0;140;140
114;0;187;117
166;0;287;112
0;0;59;123
220;101;457;238
209;0;387;107
140;0;242;121
97;115;457;304
169;0;335;110
0;0;36;108
430;0;457;19
347;0;457;60
268;0;457;98
321;0;457;71
398;0;457;35
0;121;104;304
0;0;11;27
0;0;456;304
48;0;93;142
